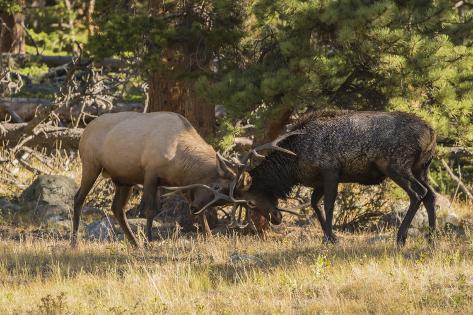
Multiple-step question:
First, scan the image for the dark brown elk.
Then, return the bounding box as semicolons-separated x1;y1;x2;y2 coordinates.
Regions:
230;111;437;246
71;111;238;247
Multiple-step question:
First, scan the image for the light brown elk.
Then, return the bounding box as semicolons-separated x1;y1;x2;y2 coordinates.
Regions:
71;111;239;247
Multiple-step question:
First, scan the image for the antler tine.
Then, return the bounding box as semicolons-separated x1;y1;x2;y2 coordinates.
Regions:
228;204;250;229
162;183;248;215
277;202;311;217
228;130;305;201
252;130;305;156
161;183;221;197
216;151;237;166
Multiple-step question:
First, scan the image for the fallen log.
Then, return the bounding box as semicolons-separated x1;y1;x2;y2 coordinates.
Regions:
1;102;82;151
0;97;143;123
0;98;52;122
2;53;127;69
1;122;83;151
441;159;473;200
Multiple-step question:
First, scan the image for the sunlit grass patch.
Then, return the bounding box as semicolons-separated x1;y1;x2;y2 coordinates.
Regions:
0;230;472;314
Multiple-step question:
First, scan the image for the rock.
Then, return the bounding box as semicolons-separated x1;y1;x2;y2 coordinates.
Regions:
408;227;421;238
82;206;104;222
46;218;71;233
379;201;428;230
446;213;461;226
0;198;11;210
84;217;163;242
0;198;21;213
46;215;65;223
85;217;118;241
127;218;160;234
444;213;465;237
436;194;452;211
367;235;390;244
378;196;466;237
19;175;77;223
230;253;263;264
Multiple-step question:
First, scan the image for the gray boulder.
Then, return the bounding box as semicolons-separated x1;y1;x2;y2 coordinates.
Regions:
82;206;104;222
0;197;21;213
19;175;77;223
84;217;160;242
378;195;466;237
444;212;466;237
379;201;429;230
85;217;118;241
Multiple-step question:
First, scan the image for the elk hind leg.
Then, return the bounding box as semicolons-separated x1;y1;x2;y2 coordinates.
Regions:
386;166;427;246
143;176;160;243
112;184;138;247
415;168;437;242
71;163;101;247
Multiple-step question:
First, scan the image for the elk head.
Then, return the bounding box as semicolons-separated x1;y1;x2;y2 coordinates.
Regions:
226;130;304;226
161;153;245;214
161;130;303;227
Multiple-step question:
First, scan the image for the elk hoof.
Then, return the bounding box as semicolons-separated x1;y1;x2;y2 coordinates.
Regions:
322;234;337;244
396;234;407;247
425;228;437;243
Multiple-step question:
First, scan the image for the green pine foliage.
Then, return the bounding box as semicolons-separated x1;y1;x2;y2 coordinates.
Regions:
200;0;473;148
78;0;473;195
88;0;243;78
0;0;22;14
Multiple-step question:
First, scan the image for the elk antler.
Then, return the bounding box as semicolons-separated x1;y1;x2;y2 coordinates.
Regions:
227;204;251;229
162;130;304;219
229;130;305;201
161;183;247;215
277;202;311;217
250;129;304;158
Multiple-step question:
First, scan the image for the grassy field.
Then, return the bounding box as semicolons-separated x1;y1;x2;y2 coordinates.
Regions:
1;226;473;315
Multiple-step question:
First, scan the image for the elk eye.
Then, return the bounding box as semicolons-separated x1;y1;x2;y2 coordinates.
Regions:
212;184;220;190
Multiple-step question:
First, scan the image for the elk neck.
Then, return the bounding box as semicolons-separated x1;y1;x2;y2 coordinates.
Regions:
176;143;219;186
249;148;300;200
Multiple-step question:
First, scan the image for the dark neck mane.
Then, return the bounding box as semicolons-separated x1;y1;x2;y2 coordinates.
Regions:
249;150;299;199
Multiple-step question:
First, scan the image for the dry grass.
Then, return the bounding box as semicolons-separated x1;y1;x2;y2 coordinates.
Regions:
2;150;473;314
1;227;473;315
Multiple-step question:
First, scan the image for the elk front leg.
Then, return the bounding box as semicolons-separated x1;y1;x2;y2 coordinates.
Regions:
200;211;212;236
322;171;339;244
311;186;326;230
143;175;160;243
71;163;101;247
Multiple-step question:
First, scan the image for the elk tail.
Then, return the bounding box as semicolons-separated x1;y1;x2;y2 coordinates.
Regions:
415;126;437;170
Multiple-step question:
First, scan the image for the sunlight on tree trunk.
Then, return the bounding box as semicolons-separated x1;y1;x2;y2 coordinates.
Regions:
148;71;215;138
147;0;215;138
0;1;25;54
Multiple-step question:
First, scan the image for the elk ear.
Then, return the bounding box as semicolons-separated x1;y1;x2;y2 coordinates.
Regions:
240;171;252;191
216;153;235;179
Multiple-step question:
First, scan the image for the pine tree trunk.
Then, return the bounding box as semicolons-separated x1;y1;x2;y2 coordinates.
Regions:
0;3;26;54
256;106;293;144
86;0;95;35
146;1;215;139
148;72;215;138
